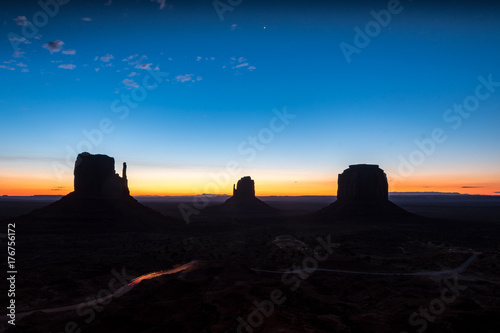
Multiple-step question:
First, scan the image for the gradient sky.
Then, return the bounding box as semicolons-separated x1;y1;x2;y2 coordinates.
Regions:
1;0;499;196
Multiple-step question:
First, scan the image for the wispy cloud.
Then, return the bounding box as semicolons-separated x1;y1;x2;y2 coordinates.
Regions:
99;54;114;62
462;186;484;188
13;51;25;58
230;56;256;72
42;40;64;53
234;62;249;68
62;49;76;55
196;56;215;61
58;64;76;70
124;54;152;70
16;62;27;67
176;74;194;82
14;16;28;26
8;35;28;43
135;63;152;70
51;186;66;191
122;78;139;88
122;54;138;62
81;17;93;21
175;74;202;83
0;65;15;71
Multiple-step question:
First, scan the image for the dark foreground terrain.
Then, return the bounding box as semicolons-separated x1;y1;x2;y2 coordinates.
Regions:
1;195;500;333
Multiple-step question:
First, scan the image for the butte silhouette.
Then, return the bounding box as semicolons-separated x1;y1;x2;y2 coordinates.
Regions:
14;152;174;233
206;176;277;214
316;164;410;220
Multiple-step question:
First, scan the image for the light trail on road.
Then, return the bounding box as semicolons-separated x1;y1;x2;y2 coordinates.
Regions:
8;260;200;321
129;260;199;286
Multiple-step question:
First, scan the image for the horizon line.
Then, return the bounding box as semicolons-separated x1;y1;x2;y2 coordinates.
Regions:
2;191;499;198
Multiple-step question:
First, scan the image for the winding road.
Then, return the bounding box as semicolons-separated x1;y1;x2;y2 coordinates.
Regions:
5;252;482;322
10;260;200;320
251;252;482;277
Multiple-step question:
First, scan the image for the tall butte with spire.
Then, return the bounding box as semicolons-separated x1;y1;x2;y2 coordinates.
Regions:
316;164;410;220
14;152;173;233
73;152;129;197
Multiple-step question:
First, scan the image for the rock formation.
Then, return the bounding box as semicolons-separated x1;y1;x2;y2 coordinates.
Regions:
337;164;388;201
15;152;174;233
74;152;129;197
206;176;277;214
233;176;256;199
316;164;410;219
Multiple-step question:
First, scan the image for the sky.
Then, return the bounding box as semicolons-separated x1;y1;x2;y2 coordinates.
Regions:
1;0;499;196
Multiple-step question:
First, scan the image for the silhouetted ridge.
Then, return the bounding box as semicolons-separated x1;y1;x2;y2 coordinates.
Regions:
206;176;277;214
316;164;410;220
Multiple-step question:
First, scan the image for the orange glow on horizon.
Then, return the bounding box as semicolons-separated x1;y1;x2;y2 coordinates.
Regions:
1;173;499;196
0;176;72;196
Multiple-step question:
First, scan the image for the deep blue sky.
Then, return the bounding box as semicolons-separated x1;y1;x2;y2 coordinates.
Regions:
1;0;499;195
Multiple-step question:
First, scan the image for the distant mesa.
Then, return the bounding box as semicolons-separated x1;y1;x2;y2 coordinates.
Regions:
316;164;410;219
206;176;277;214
